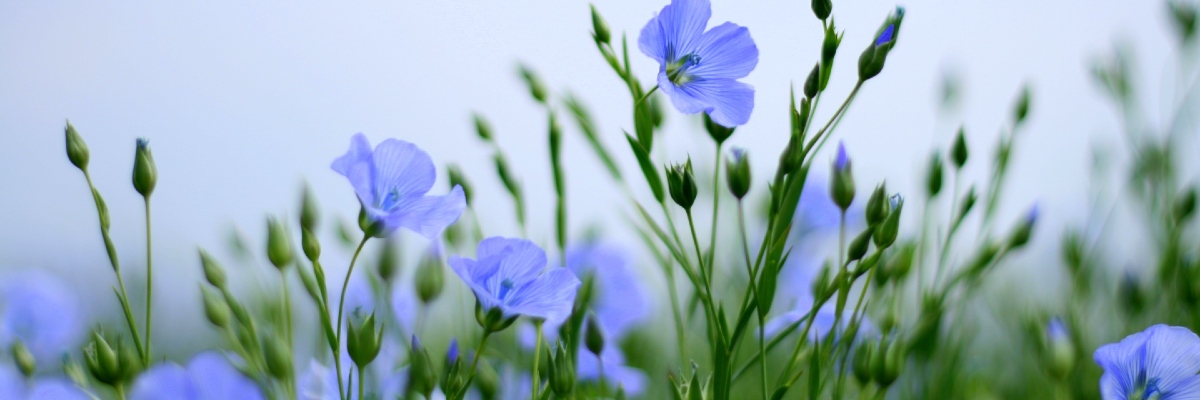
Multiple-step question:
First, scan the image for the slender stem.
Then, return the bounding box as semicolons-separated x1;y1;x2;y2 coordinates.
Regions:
635;85;659;105
708;142;723;271
83;173;145;361
737;201;768;400
143;197;153;365
357;366;365;400
280;269;294;348
803;81;863;157
115;384;126;400
459;331;493;399
935;173;963;290
334;237;371;400
664;258;689;366
531;321;544;400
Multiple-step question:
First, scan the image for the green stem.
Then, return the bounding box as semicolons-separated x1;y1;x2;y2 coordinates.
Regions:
532;321;544;400
357;366;365;400
334;237;371;400
803;81;863;157
143;197;153;365
280;268;294;353
708;142;723;271
115;384;126;400
737;201;767;400
664;258;689;366
935;173;963;290
83;173;145;362
459;331;493;400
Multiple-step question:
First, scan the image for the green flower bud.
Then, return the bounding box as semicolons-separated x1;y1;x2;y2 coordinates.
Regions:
585;312;605;356
886;242;916;281
821;23;841;91
518;64;549;104
847;227;874;262
1013;84;1032;126
811;262;835;303
1176;186;1197;222
266;217;294;269
377;237;400;285
1046;319;1075;380
200;285;231;328
857;46;885;81
65;121;89;171
408;336;437;398
779;131;805;174
475;300;517;333
84;333;121;386
811;0;832;20
874;194;903;248
300;184;320;232
951;127;969;169
957;187;978;223
298;265;321;304
590;4;611;44
347;313;383;369
704;112;735;144
441;339;465;396
473;113;494;142
447;164;474;206
666;158;698;210
11;340;35;377
1061;229;1085;275
263;333;292;380
830;142;855;210
476;360;500;400
852;340;875;385
1171;0;1198;43
873;336;904;387
725;148;751;200
804;63;820;99
550;342;575;396
926;151;944;197
302;227;321;262
415;252;445;304
198;249;227;289
865;183;889;227
132;138;157;198
1119;272;1146;316
1008;205;1038;249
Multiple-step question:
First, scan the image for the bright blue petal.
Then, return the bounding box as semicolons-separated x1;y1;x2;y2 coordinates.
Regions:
370;139;435;212
0;365;23;400
489;239;549;292
27;379;90;400
331;133;378;207
0;271;84;367
690;22;757;80
660;75;754;127
639;0;712;63
388;185;466;239
1143;325;1200;396
505;268;581;325
657;70;709;115
449;255;503;311
566;243;648;339
130;363;196;400
188;352;264;400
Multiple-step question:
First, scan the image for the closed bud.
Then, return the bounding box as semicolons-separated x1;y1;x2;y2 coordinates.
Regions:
65;121;89;171
476;360;500;400
300;184;320;231
590;4;611;44
84;333;121;385
415;251;445;304
11;341;35;377
848;227;873;262
1171;0;1199;43
865;183;889;227
447;164;474;206
852;340;875;385
1046;318;1075;379
887;242;916;281
550;342;576;396
519;64;549;104
200;286;231;328
1061;229;1085;274
804;63;820;99
876;336;904;387
926;152;944;197
812;0;832;20
1119;272;1146;316
298;265;321;303
874;194;903;248
830;142;855;210
442;338;465;396
132;138;157;197
957;187;978;223
811;262;835;302
951;127;969;169
1008;205;1038;249
726;148;751;199
585;312;605;356
780;133;805;174
266;217;294;269
704;112;735;144
348;313;383;369
821;23;841;91
378;237;401;284
1176;186;1197;222
263;333;292;380
1013;84;1032;126
666;158;698;210
302;227;321;262
408;336;437;398
473;113;494;142
199;249;227;289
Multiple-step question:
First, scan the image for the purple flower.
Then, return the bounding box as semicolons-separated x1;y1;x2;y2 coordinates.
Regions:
834;142;849;171
0;364;89;400
129;352;265;400
1094;324;1200;399
564;243;649;339
0;271;84;366
578;345;649;396
331;133;466;238
450;237;581;326
639;0;758;127
875;24;895;46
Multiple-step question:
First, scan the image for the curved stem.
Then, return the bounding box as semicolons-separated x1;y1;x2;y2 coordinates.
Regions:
458;331;493;400
143;197;153;365
83;172;145;362
334;237;371;400
803;81;863;158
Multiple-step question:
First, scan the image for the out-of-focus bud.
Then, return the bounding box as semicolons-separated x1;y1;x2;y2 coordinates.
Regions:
348;313;383;369
811;262;835;303
821;23;842;91
926;151;944;197
887;242;916;281
301;227;321;262
199;249;227;289
473;113;494;142
200;286;231;328
865;183;889;227
649;93;666;129
447;164;474;206
263;333;292;380
378;237;400;285
299;184;320;232
132;138;157;197
1176;186;1197;222
1170;1;1199;44
65;121;89;171
704;112;736;144
550;341;576;396
812;0;832;20
951;127;969;169
84;333;121;386
1119;272;1146;316
11;340;35;377
408;336;437;398
666;158;698;210
726;148;751;200
1007;205;1038;249
874;194;903;248
591;4;612;44
780;131;805;174
415;251;445;304
266;217;294;269
298;265;321;303
476;360;500;400
848;227;874;262
1061;229;1085;275
1013;84;1032;127
804;63;820;99
830;142;855;211
957;187;978;223
852;340;876;385
1046;317;1075;379
519;64;549;104
585;312;606;356
873;336;904;388
442;338;465;397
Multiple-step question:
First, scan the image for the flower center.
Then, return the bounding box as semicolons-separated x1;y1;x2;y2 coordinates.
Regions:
497;278;516;301
379;188;403;211
667;54;701;85
1130;376;1161;400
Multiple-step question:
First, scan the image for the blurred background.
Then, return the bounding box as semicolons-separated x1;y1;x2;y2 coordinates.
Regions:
0;0;1193;389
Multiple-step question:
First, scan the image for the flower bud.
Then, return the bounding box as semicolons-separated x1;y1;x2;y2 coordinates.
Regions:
1176;186;1197;222
704;112;735;144
804;63;820;99
65;121;89;171
301;227;321;262
873;194;903;248
886;242;916;281
1061;229;1085;275
199;249;227;289
415;251;445;304
408;336;436;398
201;286;231;328
726;148;751;200
957;187;978;223
1046;318;1075;379
821;23;841;91
590;4;611;44
812;0;832;20
476;360;500;400
847;227;873;262
519;64;549;104
550;342;575;396
951;127;969;169
473;113;494;142
779;132;805;174
874;336;904;387
348;313;383;369
926;151;944;197
666;158;698;210
11;340;35;377
1119;272;1146;316
1007;205;1038;249
447;164;474;206
442;338;465;396
585;312;605;356
1013;84;1032;126
263;333;292;380
132;138;157;197
830;142;855;210
298;265;321;303
811;262;835;303
865;183;889;227
378;237;400;285
852;340;875;385
84;333;121;386
266;217;294;269
300;184;320;232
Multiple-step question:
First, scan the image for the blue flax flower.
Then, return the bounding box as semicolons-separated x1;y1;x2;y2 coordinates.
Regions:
450;237;581;327
0;364;89;400
129;352;265;400
1094;324;1200;399
639;0;758;127
332;133;466;238
0;270;85;366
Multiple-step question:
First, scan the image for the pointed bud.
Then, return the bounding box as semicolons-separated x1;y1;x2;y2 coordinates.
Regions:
847;227;874;262
1008;205;1038;249
886;242;916;281
11;341;35;377
199;249;227;289
65;121;89;171
84;333;120;385
926;152;944;197
811;0;832;20
585;313;606;356
266;217;294;269
1171;0;1199;43
132;138;157;197
1013;84;1032;126
804;63;820;99
263;333;292;380
550;342;576;396
1176;186;1197;222
415;251;445;304
873;194;903;248
377;237;400;284
951;127;969;169
302;227;321;262
590;4;611;44
830;142;855;210
200;286;231;328
958;187;978;222
852;340;875;385
447;164;474;206
726;148;751;199
300;184;320;231
666;158;698;210
821;22;841;91
348;313;383;369
858;8;904;81
1046;317;1075;379
811;262;835;302
408;335;437;398
704;112;735;144
518;64;549;104
473;113;494;142
865;183;889;227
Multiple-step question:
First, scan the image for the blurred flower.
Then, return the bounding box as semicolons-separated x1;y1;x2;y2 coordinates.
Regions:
1094;324;1200;400
0;270;84;365
297;359;413;400
331;133;466;238
129;352;264;400
519;242;650;343
578;344;649;396
450;237;581;326
0;363;89;400
638;0;758;127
